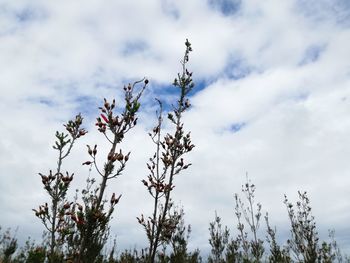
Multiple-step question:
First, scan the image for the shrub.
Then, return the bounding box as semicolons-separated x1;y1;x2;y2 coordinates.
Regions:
138;39;195;262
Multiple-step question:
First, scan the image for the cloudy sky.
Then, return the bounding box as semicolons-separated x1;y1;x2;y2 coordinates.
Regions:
1;0;350;257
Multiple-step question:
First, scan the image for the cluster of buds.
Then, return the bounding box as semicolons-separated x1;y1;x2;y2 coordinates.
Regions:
39;170;56;187
64;114;87;139
185;38;192;51
174;158;191;173
172;40;194;92
142;176;174;194
95;96;128;133
185;69;193;77
95;101;138;135
82;145;98;165
160;151;173;167
182;98;191;110
182;132;195;153
95;115;107;133
136;214;145;225
96;98;115;131
39;170;74;194
183;68;194;88
87;144;97;156
124;83;132;92
164;134;175;147
110;193;122;206
60;172;74;186
159;131;194;170
184;39;192;63
160;126;194;160
95;79;147;137
33;203;49;218
101;98;116;112
141;176;161;192
107;150;130;163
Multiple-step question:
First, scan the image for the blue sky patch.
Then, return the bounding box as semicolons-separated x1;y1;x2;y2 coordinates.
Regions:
229;122;246;133
208;0;241;16
149;83;186;110
189;79;207;96
15;8;34;22
38;98;54;106
161;0;180;20
299;44;326;65
296;0;350;27
224;56;252;80
334;0;350;27
26;97;55;107
151;79;207;97
0;5;44;35
72;95;100;119
295;92;309;102
121;41;149;56
146;79;207;113
13;5;47;24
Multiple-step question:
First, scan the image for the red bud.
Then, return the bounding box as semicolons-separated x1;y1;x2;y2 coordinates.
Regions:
101;114;108;123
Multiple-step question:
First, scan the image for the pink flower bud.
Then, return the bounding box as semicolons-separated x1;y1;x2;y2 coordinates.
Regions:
101;114;108;123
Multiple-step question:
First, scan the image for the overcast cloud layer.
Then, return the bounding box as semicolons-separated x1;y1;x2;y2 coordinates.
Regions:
1;0;350;256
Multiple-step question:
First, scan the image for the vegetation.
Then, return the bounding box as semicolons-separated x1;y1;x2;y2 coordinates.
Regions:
1;40;349;262
138;39;195;262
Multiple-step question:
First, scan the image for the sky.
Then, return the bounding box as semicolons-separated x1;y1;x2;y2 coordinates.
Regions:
1;0;350;257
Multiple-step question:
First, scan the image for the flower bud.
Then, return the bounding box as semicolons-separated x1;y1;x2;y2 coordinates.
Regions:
142;180;148;187
79;129;87;136
87;145;93;155
124;152;130;162
104;101;110;110
101;114;108;123
116;153;124;161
